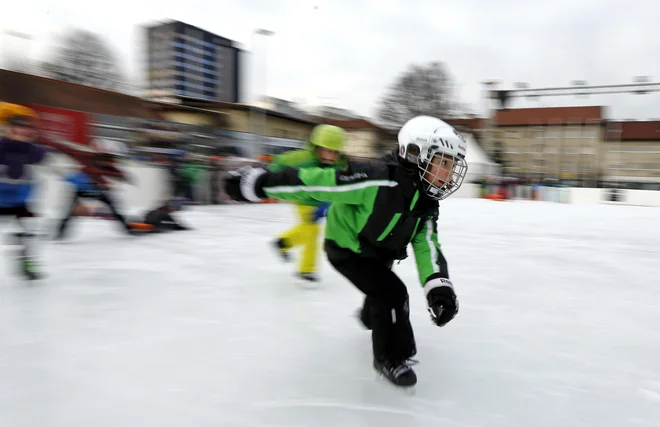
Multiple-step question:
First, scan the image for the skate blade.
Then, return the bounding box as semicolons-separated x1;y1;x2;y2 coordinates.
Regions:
374;372;417;395
295;278;319;289
17;271;45;283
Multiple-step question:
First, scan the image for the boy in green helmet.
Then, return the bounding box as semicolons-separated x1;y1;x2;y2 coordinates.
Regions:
268;124;347;283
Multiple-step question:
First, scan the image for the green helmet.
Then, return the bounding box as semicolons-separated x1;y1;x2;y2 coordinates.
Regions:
309;124;346;152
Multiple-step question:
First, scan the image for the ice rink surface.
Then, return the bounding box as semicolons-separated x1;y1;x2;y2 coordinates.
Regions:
1;199;659;427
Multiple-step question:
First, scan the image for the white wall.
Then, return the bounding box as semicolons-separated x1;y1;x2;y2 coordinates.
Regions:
29;154;660;212
623;189;660;207
459;181;660;208
568;188;606;205
567;188;660;207
454;183;479;198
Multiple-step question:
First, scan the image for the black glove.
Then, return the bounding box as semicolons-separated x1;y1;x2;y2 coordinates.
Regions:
425;278;459;327
223;167;267;203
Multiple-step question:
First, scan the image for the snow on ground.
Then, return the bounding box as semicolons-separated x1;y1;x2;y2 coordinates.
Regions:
1;199;659;427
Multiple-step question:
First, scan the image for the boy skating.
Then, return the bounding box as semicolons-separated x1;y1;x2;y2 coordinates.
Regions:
224;116;468;387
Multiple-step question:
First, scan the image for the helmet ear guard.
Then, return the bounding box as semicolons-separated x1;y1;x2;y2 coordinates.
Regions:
399;141;421;164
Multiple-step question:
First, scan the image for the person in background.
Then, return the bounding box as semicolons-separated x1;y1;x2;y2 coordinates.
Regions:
209;157;221;205
134;198;192;234
53;139;138;240
267;124;347;283
0;103;47;280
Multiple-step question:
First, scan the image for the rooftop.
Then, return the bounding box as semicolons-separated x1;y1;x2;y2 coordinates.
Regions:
0;69;161;120
604;120;660;141
494;106;604;126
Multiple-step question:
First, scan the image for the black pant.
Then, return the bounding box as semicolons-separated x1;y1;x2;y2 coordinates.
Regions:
144;208;188;232
184;184;195;202
57;190;130;239
211;184;219;204
0;206;34;218
1;206;36;258
210;172;220;204
329;255;417;364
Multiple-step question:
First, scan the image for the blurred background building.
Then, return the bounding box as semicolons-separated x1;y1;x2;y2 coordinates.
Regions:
144;20;241;103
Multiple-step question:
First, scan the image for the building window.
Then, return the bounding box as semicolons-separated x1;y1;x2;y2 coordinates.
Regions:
564;128;584;138
544;145;558;154
608;145;660;153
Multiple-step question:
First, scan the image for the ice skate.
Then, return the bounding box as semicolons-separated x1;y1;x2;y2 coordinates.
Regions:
272;238;291;262
18;255;43;281
295;272;319;288
374;358;418;388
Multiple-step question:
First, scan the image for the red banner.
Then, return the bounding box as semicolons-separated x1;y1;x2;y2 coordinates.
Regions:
30;104;91;146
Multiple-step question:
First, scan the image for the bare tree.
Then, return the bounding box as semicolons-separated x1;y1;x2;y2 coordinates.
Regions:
2;30;33;74
376;62;458;130
3;53;31;74
40;29;126;92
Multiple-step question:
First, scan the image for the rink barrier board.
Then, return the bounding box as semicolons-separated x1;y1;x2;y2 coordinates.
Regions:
29;156;660;213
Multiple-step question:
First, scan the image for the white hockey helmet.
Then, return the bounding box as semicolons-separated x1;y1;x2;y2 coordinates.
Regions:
397;116;468;200
92;139;128;159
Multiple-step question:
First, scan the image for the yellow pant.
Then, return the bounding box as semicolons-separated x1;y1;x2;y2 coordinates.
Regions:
279;205;320;274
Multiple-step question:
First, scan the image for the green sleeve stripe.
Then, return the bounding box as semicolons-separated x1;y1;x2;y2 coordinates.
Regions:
377;213;401;241
264;180;398;194
409;190;420;210
410;218;422;242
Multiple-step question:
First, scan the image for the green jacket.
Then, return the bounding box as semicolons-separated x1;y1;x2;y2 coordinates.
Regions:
267;148;347;207
254;152;448;287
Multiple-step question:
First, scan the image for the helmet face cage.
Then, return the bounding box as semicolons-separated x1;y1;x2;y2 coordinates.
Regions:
418;147;468;201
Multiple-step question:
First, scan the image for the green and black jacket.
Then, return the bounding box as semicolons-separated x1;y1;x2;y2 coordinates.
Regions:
253;151;449;286
267;147;348;207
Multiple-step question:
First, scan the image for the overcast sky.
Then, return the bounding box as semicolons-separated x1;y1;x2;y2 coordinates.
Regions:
2;0;660;120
